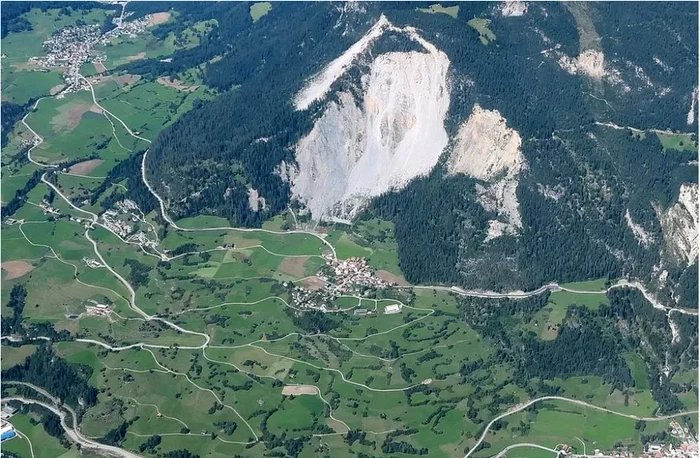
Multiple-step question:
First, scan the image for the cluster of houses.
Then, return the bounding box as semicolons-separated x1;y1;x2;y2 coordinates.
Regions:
85;300;111;317
317;255;388;294
290;287;338;313
28;12;155;94
101;208;133;237
20;137;40;152
30;23;103;91
114;199;138;213
38;199;60;215
289;255;396;315
102;200;159;250
0;405;17;442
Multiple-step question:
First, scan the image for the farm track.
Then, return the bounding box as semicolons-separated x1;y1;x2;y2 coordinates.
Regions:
463;396;699;458
6;70;697;458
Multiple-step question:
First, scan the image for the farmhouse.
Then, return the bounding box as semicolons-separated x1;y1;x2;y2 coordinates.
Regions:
0;405;16;420
0;421;16;441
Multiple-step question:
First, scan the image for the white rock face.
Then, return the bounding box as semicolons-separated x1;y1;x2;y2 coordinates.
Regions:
449;105;522;180
294;16;390;111
625;209;654;247
248;188;265;212
557;49;606;80
661;183;699;266
291;23;451;222
688;86;698;125
449;105;524;239
498;1;528;17
653;56;673;73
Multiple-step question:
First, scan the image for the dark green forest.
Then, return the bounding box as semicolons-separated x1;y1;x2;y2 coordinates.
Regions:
3;2;695;302
2;344;99;412
457;287;697;414
105;1;698;301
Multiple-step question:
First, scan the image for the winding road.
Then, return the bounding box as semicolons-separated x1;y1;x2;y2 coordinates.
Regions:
3;382;143;458
4;47;697;458
462;396;698;458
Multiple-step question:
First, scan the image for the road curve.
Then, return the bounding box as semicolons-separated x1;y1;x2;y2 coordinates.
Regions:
139;151;339;259
4;381;145;457
4;396;143;458
493;443;558;458
463;395;698;458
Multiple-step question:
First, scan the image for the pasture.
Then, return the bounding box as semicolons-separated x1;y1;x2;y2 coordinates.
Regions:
417;4;460;18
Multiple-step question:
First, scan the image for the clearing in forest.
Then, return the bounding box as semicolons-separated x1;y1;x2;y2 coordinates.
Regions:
156;76;199;92
147;12;171;27
417;4;459;18
250;2;272;22
124;51;147;61
656;131;698;152
113;74;141;87
468;18;496;45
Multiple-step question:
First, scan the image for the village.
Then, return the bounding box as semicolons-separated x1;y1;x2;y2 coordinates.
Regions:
27;9;156;94
290;255;399;314
101;199;159;251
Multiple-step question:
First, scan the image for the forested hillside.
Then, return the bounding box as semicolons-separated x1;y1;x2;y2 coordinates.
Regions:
119;1;696;303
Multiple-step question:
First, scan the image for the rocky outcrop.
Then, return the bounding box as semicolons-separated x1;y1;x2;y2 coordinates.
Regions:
294;16;390;111
449;105;524;240
625;209;654;247
290;18;451;222
498;1;528;17
660;183;698;266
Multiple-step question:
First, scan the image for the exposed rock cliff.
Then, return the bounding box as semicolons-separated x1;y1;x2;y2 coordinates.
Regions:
449;105;524;240
291;18;451;222
661;183;698;266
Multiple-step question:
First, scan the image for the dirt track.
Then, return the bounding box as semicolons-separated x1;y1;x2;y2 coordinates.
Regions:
282;385;317;396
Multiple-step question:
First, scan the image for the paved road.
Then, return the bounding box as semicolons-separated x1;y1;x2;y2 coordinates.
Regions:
2;382;144;458
414;280;698;316
463;395;698;458
4;396;143;458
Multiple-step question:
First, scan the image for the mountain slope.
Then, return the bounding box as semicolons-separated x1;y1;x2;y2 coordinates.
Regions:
290;16;451;222
139;2;698;306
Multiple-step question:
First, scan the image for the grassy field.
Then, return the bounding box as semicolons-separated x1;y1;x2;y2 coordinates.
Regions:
656;132;698;152
524;287;609;340
1;413;77;458
21;91;135;167
417;3;459;18
467;18;497;45
0;344;38;369
0;5;694;458
472;400;665;458
250;2;272;22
